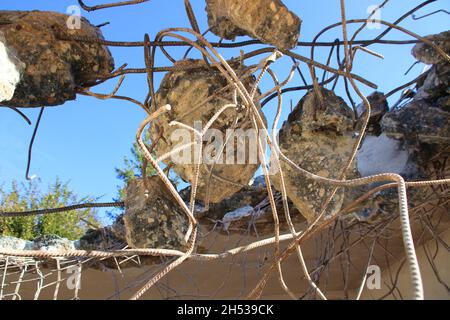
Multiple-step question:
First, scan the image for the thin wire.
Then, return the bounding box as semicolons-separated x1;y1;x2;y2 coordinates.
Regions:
25;107;44;181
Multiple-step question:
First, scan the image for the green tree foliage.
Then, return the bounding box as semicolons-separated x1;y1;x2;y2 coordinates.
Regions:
109;132;158;221
0;179;100;240
115;131;157;201
112;132;180;221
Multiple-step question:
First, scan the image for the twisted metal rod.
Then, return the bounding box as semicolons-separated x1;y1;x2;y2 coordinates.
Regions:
2;3;449;300
25;107;44;181
249;1;450;300
130;104;198;299
78;0;150;12
0;202;124;217
150;29;426;300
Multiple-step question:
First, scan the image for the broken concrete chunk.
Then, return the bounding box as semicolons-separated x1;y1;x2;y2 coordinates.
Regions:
0;40;21;103
356;91;388;135
272;88;357;222
151;59;266;204
78;226;125;250
413;32;449;111
437;95;450;111
381;100;450;146
205;0;301;50
31;235;75;251
351;130;429;223
123;178;189;250
221;205;254;230
0;10;114;107
286;88;354;134
350;54;450;223
414;63;450;110
0;236;32;251
349;132;443;225
412;30;450;65
111;214;127;241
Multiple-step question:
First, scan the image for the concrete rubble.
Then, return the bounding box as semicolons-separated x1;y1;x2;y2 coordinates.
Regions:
30;234;75;251
205;0;301;50
356;91;388;136
412;30;450;65
0;235;74;251
151;59;266;204
352;30;450;222
0;10;114;107
122;177;189;250
382;100;449;146
271;88;358;223
221;205;254;231
0;236;32;251
383;31;450;147
412;30;450;111
0;26;448;269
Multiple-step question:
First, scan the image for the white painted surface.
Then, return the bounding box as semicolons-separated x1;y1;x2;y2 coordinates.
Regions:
356;134;409;177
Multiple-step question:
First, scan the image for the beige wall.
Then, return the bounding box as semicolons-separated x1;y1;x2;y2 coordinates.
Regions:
3;226;449;300
358;228;450;300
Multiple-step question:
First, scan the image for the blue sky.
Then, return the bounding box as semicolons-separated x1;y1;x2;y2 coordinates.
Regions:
0;0;448;224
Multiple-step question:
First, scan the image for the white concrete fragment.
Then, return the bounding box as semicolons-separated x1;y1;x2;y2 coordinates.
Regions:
0;236;32;251
0;40;20;103
221;205;254;230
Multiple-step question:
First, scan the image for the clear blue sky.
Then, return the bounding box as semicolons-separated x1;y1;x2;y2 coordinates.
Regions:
0;0;448;224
